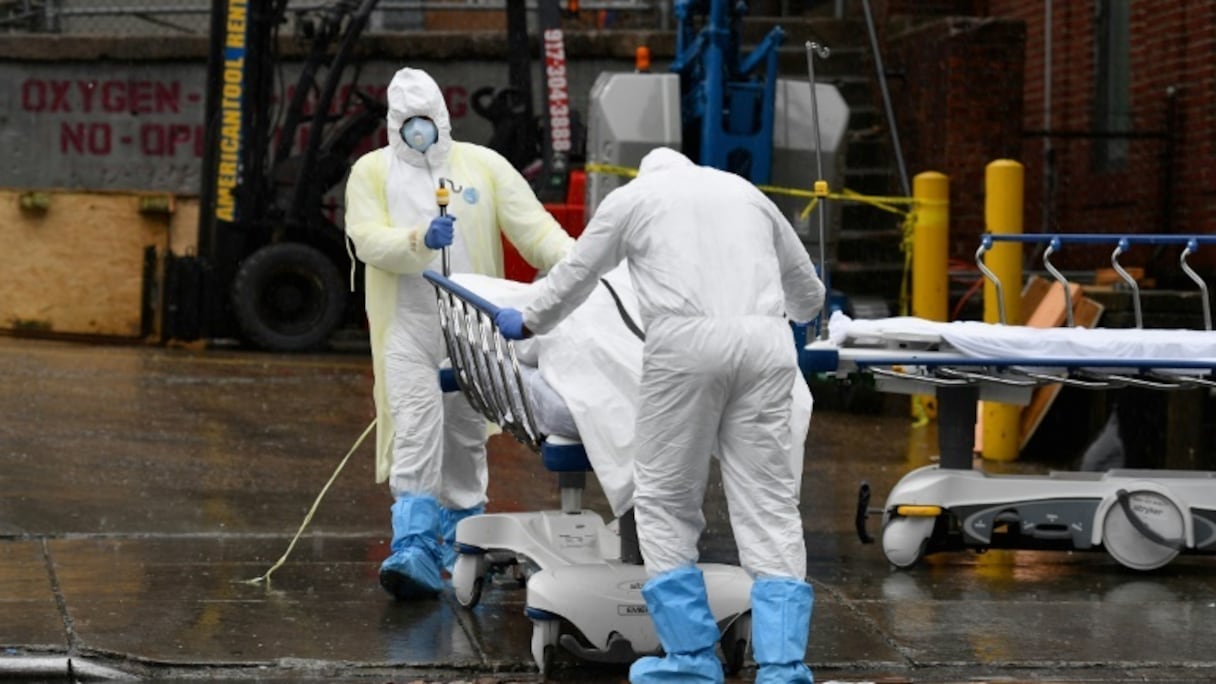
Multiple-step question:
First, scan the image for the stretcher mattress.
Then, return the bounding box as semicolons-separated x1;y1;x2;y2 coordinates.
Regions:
829;311;1216;365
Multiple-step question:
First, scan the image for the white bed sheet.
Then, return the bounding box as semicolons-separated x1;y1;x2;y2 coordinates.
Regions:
829;311;1216;363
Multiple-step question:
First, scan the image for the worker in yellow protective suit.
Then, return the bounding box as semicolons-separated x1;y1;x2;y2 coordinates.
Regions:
344;67;574;600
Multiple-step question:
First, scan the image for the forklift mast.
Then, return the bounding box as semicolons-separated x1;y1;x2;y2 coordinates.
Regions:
177;0;382;351
175;0;580;350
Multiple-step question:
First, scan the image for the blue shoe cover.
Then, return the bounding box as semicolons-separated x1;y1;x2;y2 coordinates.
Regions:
752;577;814;684
440;503;485;571
380;545;444;599
755;663;814;684
379;495;443;600
628;566;724;684
629;650;723;684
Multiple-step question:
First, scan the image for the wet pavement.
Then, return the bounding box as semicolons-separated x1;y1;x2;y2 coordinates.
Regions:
2;336;1215;683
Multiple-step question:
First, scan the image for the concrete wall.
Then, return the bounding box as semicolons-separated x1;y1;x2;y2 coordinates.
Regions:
0;32;658;339
0;33;653;195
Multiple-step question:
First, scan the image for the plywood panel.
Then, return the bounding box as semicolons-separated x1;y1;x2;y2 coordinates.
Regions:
974;277;1104;454
1018;294;1105;449
0;190;170;338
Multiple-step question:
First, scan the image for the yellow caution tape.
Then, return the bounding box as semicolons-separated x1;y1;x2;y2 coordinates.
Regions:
583;162;638;179
584;161;946;319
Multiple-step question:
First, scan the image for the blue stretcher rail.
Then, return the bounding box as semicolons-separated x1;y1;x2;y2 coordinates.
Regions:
980;233;1216;248
423;270;502;317
975;232;1213;329
423;268;543;452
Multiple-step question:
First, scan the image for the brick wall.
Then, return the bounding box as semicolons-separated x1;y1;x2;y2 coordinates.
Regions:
876;0;1215;279
883;18;1026;262
989;0;1216;277
884;0;989;16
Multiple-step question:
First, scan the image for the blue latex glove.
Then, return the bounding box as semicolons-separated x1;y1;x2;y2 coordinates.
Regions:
424;215;455;250
495;308;529;340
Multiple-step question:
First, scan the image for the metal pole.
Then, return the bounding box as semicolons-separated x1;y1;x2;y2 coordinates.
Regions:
860;0;909;197
1042;0;1053;234
805;42;828;187
805;40;831;341
437;181;451;276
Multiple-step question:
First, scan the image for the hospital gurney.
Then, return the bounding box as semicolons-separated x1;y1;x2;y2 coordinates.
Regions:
422;270;753;677
802;233;1216;571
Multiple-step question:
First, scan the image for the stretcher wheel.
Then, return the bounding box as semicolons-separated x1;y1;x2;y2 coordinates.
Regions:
452;553;488;608
720;612;751;675
1102;490;1184;571
531;619;561;678
881;516;935;569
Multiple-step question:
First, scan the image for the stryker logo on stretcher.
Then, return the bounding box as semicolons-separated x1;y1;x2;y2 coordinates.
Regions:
215;0;248;222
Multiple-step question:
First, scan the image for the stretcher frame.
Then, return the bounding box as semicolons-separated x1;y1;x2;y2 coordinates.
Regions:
423;270;753;677
803;233;1216;571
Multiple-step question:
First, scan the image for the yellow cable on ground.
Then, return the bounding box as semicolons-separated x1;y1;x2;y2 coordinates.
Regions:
243;418;377;585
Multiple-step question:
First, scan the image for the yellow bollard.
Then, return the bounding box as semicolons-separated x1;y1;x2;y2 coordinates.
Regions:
911;172;949;421
980;160;1024;461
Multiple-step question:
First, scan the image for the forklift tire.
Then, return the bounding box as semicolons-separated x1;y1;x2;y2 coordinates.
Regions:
231;242;347;352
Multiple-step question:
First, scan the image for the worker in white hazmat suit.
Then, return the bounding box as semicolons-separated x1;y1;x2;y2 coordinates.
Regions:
496;147;824;684
344;67;574;600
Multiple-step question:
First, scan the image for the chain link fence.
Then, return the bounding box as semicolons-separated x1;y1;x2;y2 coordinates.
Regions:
1;0;658;34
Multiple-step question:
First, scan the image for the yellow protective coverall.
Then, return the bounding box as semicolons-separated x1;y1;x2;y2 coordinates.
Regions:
345;68;573;510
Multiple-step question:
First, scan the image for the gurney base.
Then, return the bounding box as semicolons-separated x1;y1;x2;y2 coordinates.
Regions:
454;511;753;676
526;561;752;677
877;466;1216;571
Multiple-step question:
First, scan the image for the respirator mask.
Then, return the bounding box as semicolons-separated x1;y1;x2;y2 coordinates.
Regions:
400;116;438;152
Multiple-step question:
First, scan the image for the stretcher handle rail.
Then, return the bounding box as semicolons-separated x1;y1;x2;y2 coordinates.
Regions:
981;233;1216;247
1017;370;1118;389
935;367;1039;387
1149;371;1216;389
1041;239;1075;327
977;233;1213;329
436;298;492;417
1180;241;1213;331
1076;371;1185;391
868;366;970;387
423;270;502;317
425;270;544;452
850;355;1216;371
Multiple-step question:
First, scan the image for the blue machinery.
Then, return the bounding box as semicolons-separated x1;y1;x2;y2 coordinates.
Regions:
670;0;785;183
801;233;1216;571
